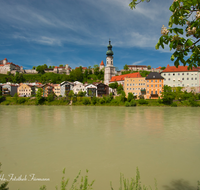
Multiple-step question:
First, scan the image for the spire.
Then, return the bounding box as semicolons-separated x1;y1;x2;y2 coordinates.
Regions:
106;40;114;56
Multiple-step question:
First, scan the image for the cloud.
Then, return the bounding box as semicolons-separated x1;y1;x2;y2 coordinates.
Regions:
132;60;144;65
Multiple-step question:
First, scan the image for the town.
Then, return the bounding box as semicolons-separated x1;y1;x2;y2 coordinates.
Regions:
0;40;200;102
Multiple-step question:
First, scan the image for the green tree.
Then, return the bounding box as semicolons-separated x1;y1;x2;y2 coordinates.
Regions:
123;64;129;71
109;82;118;89
161;66;166;70
35;88;45;105
59;64;63;67
161;85;176;105
147;65;151;70
130;0;200;68
32;66;36;69
93;65;99;75
117;84;124;94
68;90;74;100
127;92;134;102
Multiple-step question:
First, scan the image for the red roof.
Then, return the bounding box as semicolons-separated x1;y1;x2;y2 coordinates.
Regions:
100;61;104;66
4;58;7;60
110;72;142;82
162;64;199;72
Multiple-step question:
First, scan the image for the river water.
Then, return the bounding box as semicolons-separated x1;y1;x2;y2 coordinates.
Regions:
0;106;200;190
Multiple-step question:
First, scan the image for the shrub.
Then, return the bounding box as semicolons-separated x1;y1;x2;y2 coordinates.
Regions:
125;101;130;107
138;99;148;105
47;93;55;102
127;93;134;102
91;96;98;105
17;97;26;104
0;96;6;103
99;98;106;104
188;97;199;107
171;102;177;107
82;97;91;105
130;99;137;106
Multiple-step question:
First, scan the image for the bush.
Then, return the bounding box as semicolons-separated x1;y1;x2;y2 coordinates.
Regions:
130;99;137;106
99;98;106;104
125;101;130;107
138;99;148;105
17;97;26;104
82;97;91;105
171;102;177;107
91;96;98;105
47;93;55;102
188;97;199;107
0;96;6;103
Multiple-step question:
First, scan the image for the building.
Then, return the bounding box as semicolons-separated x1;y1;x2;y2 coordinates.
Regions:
161;65;200;93
145;72;164;99
2;84;18;96
18;84;35;97
0;58;22;74
110;72;142;86
53;84;61;97
99;61;105;70
96;83;109;97
104;40;115;85
73;81;86;94
85;84;97;97
124;76;146;98
60;81;74;97
53;64;72;75
127;65;148;71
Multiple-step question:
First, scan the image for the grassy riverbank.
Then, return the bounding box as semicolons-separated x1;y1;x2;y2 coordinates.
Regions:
0;96;199;107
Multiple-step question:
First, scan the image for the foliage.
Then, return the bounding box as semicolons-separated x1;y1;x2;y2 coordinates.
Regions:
0;96;5;103
139;71;150;77
109;82;118;89
0;163;9;190
130;99;137;106
91;96;98;105
171;102;178;107
120;91;126;102
47;92;55;102
67;90;74;100
161;85;176;105
117;84;124;94
138;99;148;105
36;88;45;105
36;65;47;74
82;97;91;105
127;92;134;102
124;64;129;71
130;0;200;68
77;91;85;97
110;167;157;190
147;65;151;70
161;66;166;70
55;169;94;190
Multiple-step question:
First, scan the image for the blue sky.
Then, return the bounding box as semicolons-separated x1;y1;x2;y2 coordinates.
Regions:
0;0;174;70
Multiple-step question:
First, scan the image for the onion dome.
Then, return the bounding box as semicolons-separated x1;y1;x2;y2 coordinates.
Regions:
106;40;114;56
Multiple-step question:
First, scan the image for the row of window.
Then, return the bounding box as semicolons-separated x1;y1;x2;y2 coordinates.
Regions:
167;84;197;87
147;84;162;87
126;83;145;86
165;78;197;81
18;89;31;92
146;91;162;94
163;73;197;76
147;80;162;83
126;79;145;82
126;88;144;91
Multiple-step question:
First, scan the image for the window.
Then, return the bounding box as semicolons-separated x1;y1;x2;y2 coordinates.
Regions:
127;88;128;90
147;80;149;82
130;84;132;86
178;73;180;75
168;73;170;76
147;85;149;87
133;84;134;86
182;78;184;80
151;80;153;82
187;73;189;75
195;78;197;80
182;84;184;87
151;91;153;94
130;88;131;90
127;84;129;86
173;73;175;76
187;78;189;80
182;73;184;75
155;91;157;94
159;85;162;87
159;80;161;82
147;91;149;93
151;85;153;87
155;80;157;82
191;78;193;80
168;78;170;80
164;74;166;76
155;85;157;87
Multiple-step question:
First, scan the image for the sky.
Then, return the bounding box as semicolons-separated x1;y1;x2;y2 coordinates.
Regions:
0;0;174;70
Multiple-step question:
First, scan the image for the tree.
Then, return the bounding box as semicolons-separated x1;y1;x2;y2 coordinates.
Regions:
124;64;129;71
109;82;118;89
161;66;166;70
93;65;99;75
127;92;134;102
32;66;36;69
130;0;200;68
117;84;124;94
68;90;74;100
35;88;45;105
59;64;63;67
161;85;176;105
147;65;151;70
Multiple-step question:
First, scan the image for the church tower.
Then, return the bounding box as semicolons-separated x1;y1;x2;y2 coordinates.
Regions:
104;40;115;85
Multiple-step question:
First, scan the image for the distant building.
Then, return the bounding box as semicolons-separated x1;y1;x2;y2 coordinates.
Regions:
85;84;97;97
145;72;164;99
127;65;148;71
18;84;35;97
99;61;105;70
0;58;22;74
161;64;200;93
2;84;18;96
104;40;115;85
110;72;142;86
60;81;74;97
73;81;86;94
124;76;146;98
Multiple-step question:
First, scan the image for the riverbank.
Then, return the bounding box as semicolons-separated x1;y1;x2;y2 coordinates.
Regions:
0;96;199;107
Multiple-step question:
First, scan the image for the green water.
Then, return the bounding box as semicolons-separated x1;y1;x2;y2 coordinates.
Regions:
0;106;200;190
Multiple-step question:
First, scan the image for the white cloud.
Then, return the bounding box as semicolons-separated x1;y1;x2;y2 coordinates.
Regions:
132;60;144;65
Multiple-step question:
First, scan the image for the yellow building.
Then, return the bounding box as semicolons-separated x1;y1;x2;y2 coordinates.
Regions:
53;84;61;97
18;84;35;97
124;76;146;99
145;72;164;99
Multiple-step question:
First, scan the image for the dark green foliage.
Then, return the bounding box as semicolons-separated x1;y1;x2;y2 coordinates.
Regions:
0;163;9;190
139;71;150;77
77;91;85;97
117;84;124;94
127;93;134;102
36;88;45;105
138;95;144;99
188;97;199;107
125;101;130;107
161;85;175;105
0;96;5;103
161;66;166;70
99;98;106;104
17;97;26;104
130;99;137;106
124;64;129;71
138;99;148;105
91;96;98;105
109;82;118;89
82;97;91;105
120;91;126;102
171;102;178;107
47;93;55;102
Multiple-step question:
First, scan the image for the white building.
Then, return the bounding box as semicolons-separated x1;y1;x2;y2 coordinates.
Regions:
73;81;86;94
104;40;115;85
161;65;200;93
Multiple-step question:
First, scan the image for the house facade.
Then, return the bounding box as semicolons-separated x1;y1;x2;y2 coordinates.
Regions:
145;72;164;99
60;81;74;97
85;84;97;97
73;81;86;95
124;77;146;98
161;65;200;93
53;84;61;97
2;84;18;96
18;84;35;97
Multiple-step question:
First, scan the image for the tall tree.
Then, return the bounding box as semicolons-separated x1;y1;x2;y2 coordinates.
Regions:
129;0;200;68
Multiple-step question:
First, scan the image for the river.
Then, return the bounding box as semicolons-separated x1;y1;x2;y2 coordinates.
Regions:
0;106;200;190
